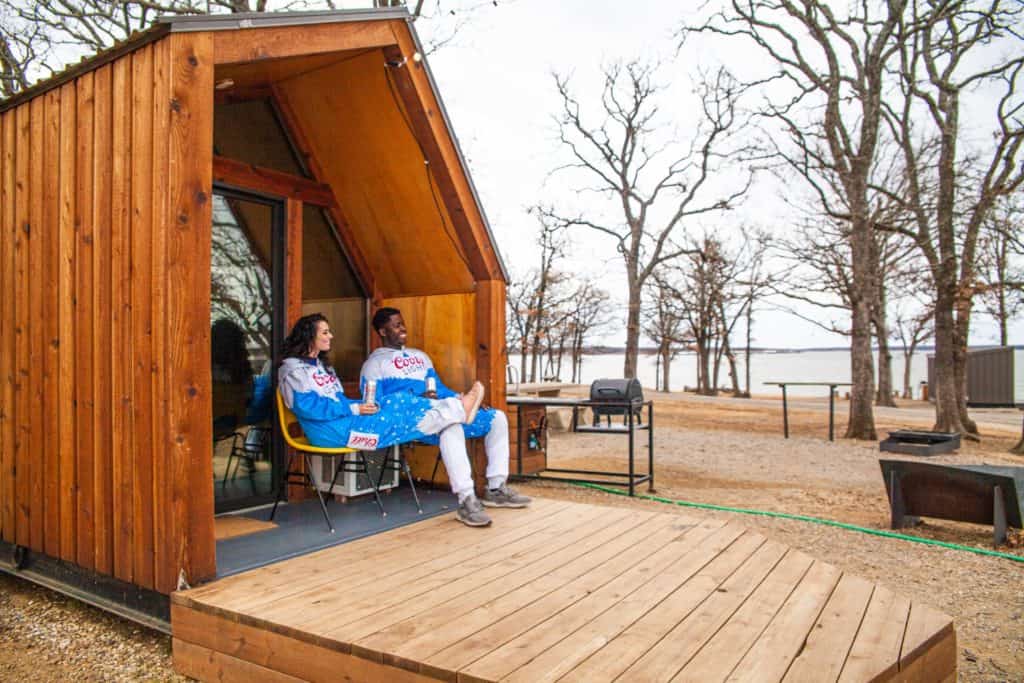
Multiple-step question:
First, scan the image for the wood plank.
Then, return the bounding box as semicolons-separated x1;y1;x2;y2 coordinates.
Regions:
173;638;306;683
167;31;216;589
74;71;96;570
150;37;174;595
28;94;46;553
504;531;771;683
270;87;376;300
57;81;77;564
897;602;956;681
0;111;15;543
338;506;648;651
474;281;506;413
459;523;753;683
417;518;733;681
212;22;396;66
837;585;910;683
895;623;956;682
213;155;336;207
566;539;788;683
708;559;842;683
131;44;156;591
110;55;133;584
419;518;724;683
284;196;306;502
12;102;31;548
671;549;816;682
783;574;875;682
42;89;62;560
172;604;440;683
573;540;786;683
91;64;115;576
241;499;593;622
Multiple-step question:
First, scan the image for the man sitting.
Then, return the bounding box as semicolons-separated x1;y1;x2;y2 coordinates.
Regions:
360;307;531;527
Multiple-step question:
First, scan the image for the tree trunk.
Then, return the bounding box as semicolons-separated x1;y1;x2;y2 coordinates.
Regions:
745;303;753;397
875;338;896;407
932;292;969;433
661;345;671;392
953;295;979;435
699;343;713;395
845;210;877;440
901;344;916;399
623;281;641;378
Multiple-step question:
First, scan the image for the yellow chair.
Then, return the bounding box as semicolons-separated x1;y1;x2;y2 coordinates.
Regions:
272;390;385;532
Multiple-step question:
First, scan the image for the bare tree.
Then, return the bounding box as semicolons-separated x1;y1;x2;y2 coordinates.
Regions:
877;0;1024;436
564;280;612;384
686;1;908;439
643;270;687;392
977;195;1024;346
541;59;754;380
892;296;934;399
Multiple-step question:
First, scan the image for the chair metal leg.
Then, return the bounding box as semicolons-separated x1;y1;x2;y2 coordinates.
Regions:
303;453;334;533
399;446;422;514
367;451;386;517
268;453;293;522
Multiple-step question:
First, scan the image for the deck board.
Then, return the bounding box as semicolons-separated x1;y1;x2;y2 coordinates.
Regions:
172;497;956;683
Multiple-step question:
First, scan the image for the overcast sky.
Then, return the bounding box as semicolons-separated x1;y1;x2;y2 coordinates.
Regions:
406;0;1020;349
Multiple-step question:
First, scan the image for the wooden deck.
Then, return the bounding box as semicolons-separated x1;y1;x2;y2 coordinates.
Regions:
171;498;956;682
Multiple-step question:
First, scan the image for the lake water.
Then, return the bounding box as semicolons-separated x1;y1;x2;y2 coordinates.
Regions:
509;349;930;398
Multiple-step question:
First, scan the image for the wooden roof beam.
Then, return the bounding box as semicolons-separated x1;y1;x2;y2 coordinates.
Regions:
212;22;395;66
212;155;336;207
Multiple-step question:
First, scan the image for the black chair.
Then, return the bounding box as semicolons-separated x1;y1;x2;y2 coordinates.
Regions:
222;425;270;495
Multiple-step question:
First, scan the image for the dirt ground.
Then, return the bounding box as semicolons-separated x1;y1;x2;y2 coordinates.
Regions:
1;391;1022;681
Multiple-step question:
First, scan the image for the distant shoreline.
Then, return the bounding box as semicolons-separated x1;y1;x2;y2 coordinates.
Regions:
577;346;943;355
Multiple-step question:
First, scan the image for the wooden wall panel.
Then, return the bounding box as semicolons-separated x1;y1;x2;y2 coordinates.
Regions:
58;82;77;563
110;55;134;584
0;112;13;542
74;72;96;571
167;31;216;589
28;95;45;552
0;33;212;595
13;102;30;547
42;89;61;560
92;64;115;576
475;280;507;413
130;45;155;589
379;293;477;394
150;38;174;594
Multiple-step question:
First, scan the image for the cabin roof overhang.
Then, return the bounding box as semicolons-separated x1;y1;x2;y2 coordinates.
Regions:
0;8;508;284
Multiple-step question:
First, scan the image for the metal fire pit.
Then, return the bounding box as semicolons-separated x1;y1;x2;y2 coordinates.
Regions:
589;378;644;426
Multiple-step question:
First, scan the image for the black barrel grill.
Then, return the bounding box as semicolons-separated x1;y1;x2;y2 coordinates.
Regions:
589;378;644;426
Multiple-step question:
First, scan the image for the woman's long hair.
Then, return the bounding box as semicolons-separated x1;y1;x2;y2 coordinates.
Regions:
281;313;329;365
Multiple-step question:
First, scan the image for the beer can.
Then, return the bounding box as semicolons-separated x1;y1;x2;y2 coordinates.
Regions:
426;377;436;393
364;379;377;406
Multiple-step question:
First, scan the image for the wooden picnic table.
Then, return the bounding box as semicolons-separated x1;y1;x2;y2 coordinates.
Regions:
764;381;852;441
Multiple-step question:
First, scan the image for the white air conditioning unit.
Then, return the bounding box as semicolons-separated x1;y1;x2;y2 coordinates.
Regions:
308;447;399;498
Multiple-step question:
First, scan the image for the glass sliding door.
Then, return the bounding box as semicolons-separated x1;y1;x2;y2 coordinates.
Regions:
210;189;285;513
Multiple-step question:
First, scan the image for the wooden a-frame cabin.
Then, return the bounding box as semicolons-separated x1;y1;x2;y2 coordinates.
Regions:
0;6;506;608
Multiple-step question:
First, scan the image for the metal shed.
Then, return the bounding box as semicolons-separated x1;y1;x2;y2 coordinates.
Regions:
927;346;1024;407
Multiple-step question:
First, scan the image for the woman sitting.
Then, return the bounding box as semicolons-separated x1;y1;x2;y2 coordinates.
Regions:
278;313;483;451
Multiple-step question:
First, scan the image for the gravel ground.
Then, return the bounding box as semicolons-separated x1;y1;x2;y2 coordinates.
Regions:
1;391;1022;681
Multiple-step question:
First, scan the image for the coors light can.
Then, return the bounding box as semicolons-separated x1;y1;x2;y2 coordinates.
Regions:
426;377;436;394
363;380;377;407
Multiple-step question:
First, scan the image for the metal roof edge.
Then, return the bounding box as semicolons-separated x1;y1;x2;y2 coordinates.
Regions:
404;21;510;283
160;7;410;32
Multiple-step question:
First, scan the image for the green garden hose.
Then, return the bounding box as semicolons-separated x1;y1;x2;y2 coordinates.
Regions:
569;481;1024;564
